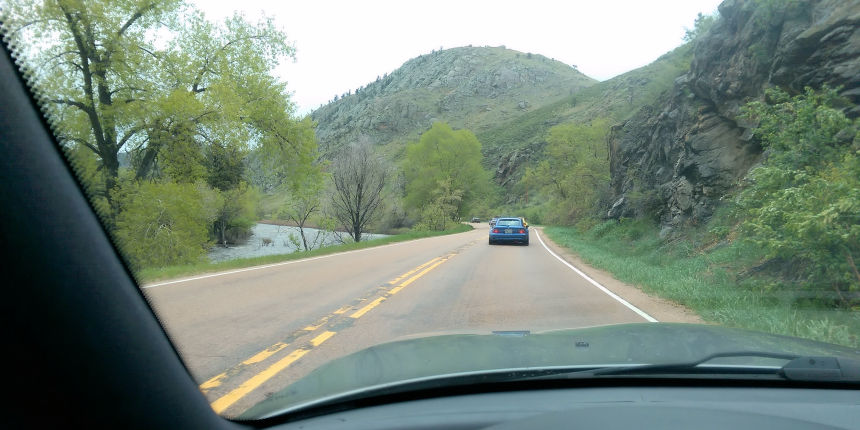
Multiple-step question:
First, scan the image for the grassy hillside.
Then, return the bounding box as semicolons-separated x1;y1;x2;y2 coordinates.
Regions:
478;44;693;188
311;46;597;159
544;216;860;348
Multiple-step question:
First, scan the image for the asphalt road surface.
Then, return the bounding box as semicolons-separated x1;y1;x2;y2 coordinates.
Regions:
144;224;658;416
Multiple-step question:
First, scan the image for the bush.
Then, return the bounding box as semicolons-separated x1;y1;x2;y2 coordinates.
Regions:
737;86;860;307
412;177;463;231
212;183;258;246
114;181;216;269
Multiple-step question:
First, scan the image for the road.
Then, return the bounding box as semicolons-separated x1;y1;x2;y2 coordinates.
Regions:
144;224;670;417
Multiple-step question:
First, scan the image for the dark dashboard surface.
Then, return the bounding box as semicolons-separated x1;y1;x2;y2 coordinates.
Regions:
269;386;859;430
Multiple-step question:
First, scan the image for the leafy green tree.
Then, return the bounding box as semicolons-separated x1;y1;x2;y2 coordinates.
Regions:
737;86;859;306
114;181;216;269
402;122;491;221
278;167;329;251
413;177;463;231
5;0;309;218
211;183;259;247
205;142;246;192
5;0;182;206
254;117;319;192
522;119;610;224
5;0;323;269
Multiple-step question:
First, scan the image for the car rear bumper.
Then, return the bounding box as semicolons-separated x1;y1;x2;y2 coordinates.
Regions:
489;233;529;243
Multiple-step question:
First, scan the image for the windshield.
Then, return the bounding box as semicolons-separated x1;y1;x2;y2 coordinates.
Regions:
2;0;858;420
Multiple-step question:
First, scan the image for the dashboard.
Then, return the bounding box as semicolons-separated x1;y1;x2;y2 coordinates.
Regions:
269;386;859;429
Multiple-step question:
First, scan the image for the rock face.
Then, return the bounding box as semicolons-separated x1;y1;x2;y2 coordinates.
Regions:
311;46;595;156
607;0;860;227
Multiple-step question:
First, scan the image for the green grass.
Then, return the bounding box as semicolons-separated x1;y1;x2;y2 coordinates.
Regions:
543;220;860;348
137;224;473;284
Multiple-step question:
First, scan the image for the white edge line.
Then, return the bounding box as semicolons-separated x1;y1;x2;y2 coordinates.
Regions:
142;234;459;289
534;229;658;323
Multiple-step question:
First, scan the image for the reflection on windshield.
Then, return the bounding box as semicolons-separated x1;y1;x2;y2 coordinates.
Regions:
2;0;857;419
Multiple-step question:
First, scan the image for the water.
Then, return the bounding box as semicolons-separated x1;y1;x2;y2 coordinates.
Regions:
207;223;388;263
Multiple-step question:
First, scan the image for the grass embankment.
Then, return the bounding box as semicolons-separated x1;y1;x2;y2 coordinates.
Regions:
137;224;473;284
543;220;859;348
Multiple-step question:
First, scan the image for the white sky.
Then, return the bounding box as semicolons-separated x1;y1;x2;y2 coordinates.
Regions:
191;0;723;115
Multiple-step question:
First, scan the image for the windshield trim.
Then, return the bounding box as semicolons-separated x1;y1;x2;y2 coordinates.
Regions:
252;362;796;420
255;364;638;419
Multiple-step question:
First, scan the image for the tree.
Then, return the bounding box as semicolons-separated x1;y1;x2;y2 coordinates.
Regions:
413;178;463;231
205;141;246;192
402;122;491;221
4;1;322;270
5;0;308;219
6;0;179;210
254;117;319;192
279;167;328;251
211;183;258;247
522;119;611;224
329;143;387;242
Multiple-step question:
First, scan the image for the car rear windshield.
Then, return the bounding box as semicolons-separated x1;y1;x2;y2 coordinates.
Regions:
495;219;522;227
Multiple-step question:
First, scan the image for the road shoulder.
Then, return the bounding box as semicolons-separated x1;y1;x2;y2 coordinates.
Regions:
536;228;704;324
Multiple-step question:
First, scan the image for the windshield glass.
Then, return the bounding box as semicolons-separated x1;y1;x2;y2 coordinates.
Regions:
2;0;858;420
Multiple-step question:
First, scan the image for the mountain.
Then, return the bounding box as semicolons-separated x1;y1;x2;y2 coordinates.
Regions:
310;44;694;191
477;43;694;188
310;0;859;230
605;0;860;230
310;46;596;158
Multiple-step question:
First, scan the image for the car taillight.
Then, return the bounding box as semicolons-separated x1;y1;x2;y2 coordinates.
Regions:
492;229;499;233
519;229;525;234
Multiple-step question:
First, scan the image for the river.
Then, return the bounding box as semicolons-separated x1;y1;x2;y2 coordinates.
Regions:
207;223;388;262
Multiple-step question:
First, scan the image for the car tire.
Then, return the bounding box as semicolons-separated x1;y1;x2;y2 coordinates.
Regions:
524;240;529;246
488;239;494;245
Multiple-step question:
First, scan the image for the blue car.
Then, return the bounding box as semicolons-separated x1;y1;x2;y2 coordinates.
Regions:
488;217;529;245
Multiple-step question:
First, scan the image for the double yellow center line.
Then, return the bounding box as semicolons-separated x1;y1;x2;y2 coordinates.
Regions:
204;253;456;414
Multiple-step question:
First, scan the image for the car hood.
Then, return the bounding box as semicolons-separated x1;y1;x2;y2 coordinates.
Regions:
243;323;860;418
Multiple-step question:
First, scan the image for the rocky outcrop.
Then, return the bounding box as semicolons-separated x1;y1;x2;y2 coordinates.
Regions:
311;46;595;156
607;0;860;229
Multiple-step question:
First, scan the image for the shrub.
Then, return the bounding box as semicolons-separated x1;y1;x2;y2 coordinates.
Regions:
737;86;859;307
114;181;217;269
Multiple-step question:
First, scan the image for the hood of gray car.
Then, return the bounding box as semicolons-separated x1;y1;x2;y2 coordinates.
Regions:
243;323;860;418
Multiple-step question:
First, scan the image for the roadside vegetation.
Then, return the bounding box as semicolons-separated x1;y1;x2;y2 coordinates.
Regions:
403;122;494;230
520;119;611;225
137;223;473;283
544;220;859;348
4;0;493;276
541;86;859;347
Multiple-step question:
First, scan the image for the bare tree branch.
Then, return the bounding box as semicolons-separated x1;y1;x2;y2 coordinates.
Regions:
330;143;387;242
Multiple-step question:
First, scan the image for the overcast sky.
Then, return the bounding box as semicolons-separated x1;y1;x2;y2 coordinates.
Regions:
191;0;723;115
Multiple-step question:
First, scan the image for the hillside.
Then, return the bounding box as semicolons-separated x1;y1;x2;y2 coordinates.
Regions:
311;46;596;158
606;0;860;229
479;43;694;188
310;44;696;192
